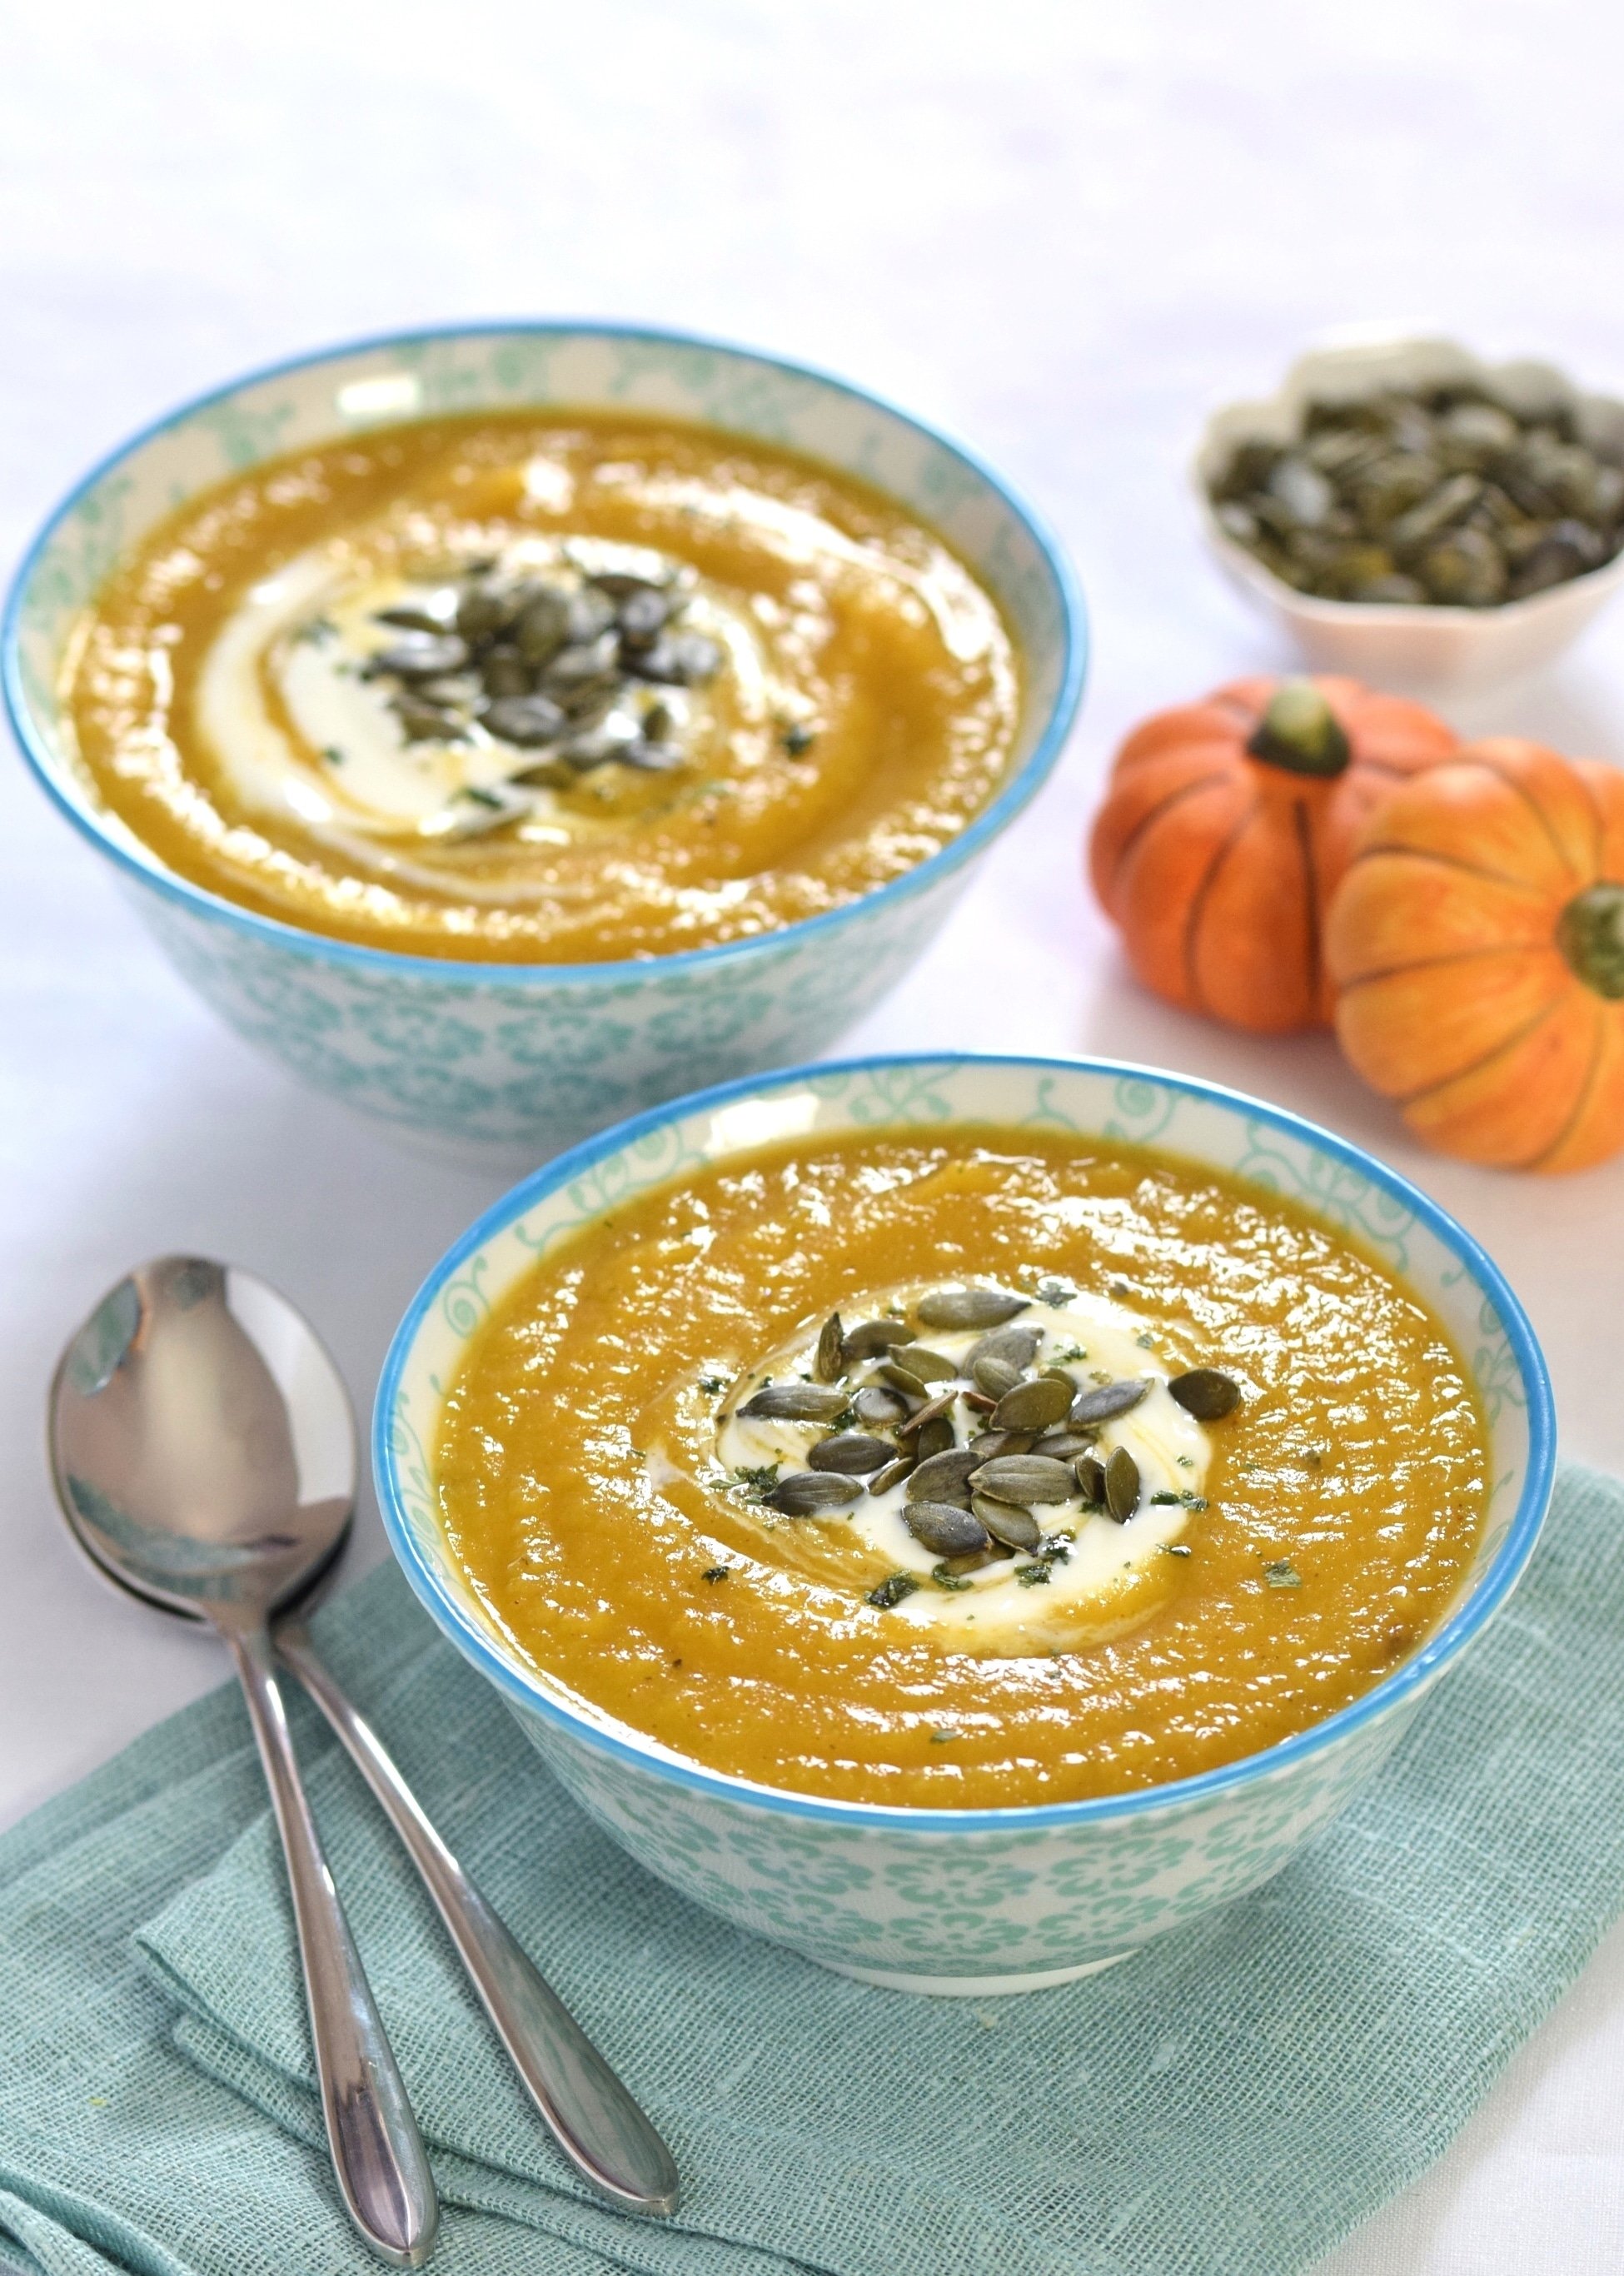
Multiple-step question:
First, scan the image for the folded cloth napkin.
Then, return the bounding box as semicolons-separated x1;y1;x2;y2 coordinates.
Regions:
2;1461;1624;2276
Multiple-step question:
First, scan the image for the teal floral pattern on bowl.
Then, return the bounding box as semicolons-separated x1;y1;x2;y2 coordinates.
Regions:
374;1053;1557;1995
2;325;1085;1166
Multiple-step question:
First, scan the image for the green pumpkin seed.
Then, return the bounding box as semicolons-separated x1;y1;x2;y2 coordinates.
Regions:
877;1360;930;1399
904;1346;960;1385
868;1456;915;1496
905;1448;981;1503
767;1471;863;1517
964;1322;1043;1374
904;1502;990;1556
1168;1368;1242;1421
894;1388;960;1437
916;1287;1029;1330
1076;1453;1107;1505
992;1377;1073;1433
736;1382;849;1422
842;1318;917;1360
814;1313;844;1384
970;1454;1077;1506
1069;1379;1148;1427
972;1356;1021;1399
852;1386;909;1428
914;1415;955;1462
1104;1445;1141;1523
972;1496;1041;1550
808;1432;891;1476
1030;1430;1097;1462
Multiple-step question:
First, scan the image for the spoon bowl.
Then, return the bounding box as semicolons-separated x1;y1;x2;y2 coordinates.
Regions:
52;1257;354;1627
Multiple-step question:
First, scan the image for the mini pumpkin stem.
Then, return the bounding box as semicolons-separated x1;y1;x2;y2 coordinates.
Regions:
1558;883;1624;999
1245;680;1352;779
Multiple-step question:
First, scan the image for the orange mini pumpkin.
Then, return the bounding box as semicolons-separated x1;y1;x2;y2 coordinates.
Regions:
1088;675;1459;1032
1328;738;1624;1173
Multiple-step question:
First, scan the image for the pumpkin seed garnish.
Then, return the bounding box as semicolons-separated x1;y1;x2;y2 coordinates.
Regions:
842;1318;918;1360
1029;1431;1096;1462
851;1385;909;1427
814;1312;845;1384
736;1382;849;1422
964;1323;1043;1375
867;1571;920;1609
1104;1445;1141;1523
766;1471;864;1517
894;1388;960;1437
972;1356;1022;1400
1069;1379;1149;1427
972;1496;1042;1550
1075;1452;1107;1505
905;1448;981;1503
1168;1367;1242;1420
969;1454;1078;1506
1264;1559;1303;1589
991;1377;1073;1433
913;1415;956;1462
916;1287;1030;1330
904;1502;991;1556
877;1360;931;1400
867;1455;915;1496
808;1432;893;1476
903;1346;961;1385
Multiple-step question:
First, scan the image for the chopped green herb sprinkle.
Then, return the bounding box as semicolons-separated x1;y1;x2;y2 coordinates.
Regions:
1264;1559;1303;1590
1016;1561;1052;1586
702;1566;729;1583
1150;1490;1181;1506
780;721;817;755
929;1726;962;1744
731;1463;780;1502
930;1562;973;1592
321;745;345;766
700;1374;728;1395
1136;1330;1157;1350
1163;1543;1193;1558
867;1571;920;1610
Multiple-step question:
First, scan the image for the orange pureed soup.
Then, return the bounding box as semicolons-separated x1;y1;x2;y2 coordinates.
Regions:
436;1125;1489;1808
64;411;1020;962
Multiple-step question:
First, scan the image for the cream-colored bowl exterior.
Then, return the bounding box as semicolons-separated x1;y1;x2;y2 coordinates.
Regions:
3;327;1083;1170
376;1054;1555;1995
1193;332;1624;695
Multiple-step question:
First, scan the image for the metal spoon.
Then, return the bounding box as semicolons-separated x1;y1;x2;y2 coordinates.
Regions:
50;1257;680;2223
49;1257;437;2269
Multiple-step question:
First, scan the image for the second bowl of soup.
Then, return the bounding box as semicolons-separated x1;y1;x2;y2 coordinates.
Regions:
377;1054;1553;1992
5;326;1083;1161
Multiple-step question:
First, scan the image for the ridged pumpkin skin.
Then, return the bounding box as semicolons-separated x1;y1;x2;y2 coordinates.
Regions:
1088;675;1459;1033
1327;739;1624;1173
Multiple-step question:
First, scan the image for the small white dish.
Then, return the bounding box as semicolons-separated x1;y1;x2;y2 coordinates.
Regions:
1193;331;1624;695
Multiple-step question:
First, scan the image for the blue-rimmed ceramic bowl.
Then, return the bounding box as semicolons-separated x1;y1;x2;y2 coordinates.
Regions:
376;1053;1555;1995
2;325;1084;1166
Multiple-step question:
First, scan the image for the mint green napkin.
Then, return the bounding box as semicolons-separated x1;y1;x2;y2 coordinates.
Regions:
2;1462;1623;2276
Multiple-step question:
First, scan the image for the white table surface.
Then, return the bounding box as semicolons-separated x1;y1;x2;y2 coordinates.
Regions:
2;2;1622;2265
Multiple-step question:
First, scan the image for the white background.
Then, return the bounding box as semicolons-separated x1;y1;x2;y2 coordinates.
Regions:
2;3;1621;2266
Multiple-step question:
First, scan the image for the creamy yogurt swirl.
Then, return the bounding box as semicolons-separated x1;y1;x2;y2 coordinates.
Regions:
708;1283;1213;1655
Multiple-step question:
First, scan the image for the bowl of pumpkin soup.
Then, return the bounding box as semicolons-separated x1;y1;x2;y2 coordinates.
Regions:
3;325;1083;1163
376;1053;1555;1994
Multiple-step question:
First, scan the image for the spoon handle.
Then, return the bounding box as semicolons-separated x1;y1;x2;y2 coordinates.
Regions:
276;1625;680;2218
224;1626;439;2269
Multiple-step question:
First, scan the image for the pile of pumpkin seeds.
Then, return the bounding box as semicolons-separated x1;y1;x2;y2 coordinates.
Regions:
337;551;725;834
1209;384;1624;607
725;1285;1239;1608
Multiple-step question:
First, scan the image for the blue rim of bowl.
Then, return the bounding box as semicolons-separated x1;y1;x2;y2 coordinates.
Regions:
0;319;1087;988
374;1048;1558;1832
